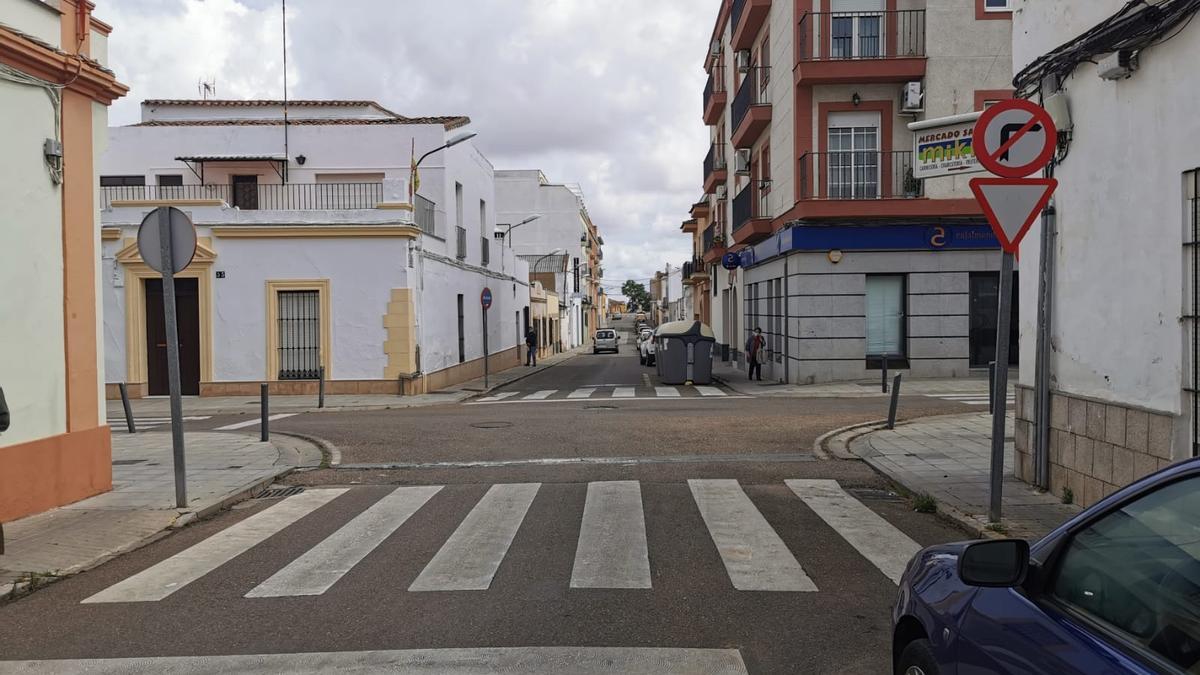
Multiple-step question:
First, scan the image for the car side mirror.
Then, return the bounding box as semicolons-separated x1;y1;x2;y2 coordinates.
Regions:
959;539;1030;588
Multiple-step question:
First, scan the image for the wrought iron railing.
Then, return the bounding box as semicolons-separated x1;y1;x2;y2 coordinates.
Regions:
733;185;754;231
704;143;727;181
481;236;490;266
703;223;727;253
456;226;467;259
798;151;921;200
731;66;770;133
731;0;746;35
797;10;925;62
415;194;436;236
100;182;384;210
704;69;726;111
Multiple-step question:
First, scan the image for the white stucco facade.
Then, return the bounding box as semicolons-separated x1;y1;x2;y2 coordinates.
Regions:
99;100;529;396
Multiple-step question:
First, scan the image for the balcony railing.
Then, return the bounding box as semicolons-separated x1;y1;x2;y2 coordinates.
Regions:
733;185;754;230
798;10;926;61
703;70;726;112
455;226;467;259
704;143;727;182
731;0;747;37
798;151;921;200
731;66;770;136
415;194;436;236
100;182;384;210
703;223;717;252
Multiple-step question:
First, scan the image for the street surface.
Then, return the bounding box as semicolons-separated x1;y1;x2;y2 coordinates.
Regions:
0;318;980;674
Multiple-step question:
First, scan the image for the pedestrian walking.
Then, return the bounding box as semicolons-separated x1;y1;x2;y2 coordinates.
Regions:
525;327;538;366
746;327;765;381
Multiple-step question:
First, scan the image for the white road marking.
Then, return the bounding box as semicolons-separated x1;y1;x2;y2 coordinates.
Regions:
688;479;816;592
409;483;540;591
245;486;442;598
477;392;519;402
571;481;651;589
9;647;750;674
213;413;297;431
613;387;636;398
785;479;920;585
464;395;751;406
524;390;556;400
82;489;346;603
654;386;681;398
695;386;726;397
127;416;212;422
567;387;597;399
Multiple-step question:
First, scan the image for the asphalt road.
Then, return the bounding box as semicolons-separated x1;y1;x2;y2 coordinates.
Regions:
2;322;979;674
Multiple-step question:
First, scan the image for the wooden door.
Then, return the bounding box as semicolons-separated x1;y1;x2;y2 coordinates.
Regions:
232;175;259;210
145;278;201;395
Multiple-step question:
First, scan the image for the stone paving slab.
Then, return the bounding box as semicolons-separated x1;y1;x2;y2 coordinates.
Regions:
1;431;312;598
845;412;1081;541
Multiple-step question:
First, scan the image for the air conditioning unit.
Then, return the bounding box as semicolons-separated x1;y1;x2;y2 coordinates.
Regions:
735;50;752;73
710;39;721;57
734;149;752;174
715;185;728;200
901;81;924;113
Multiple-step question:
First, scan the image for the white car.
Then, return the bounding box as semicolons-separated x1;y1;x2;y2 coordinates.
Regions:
637;328;656;366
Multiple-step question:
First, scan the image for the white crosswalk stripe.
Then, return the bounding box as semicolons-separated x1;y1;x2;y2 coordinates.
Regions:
567;388;597;399
524;390;556;400
477;391;519;402
82;479;925;602
409;483;540;592
246;486;441;597
654;386;680;398
571;481;651;589
83;488;347;603
925;393;1014;406
213;413;298;431
786;480;920;584
695;386;726;397
613;387;636;398
688;479;817;592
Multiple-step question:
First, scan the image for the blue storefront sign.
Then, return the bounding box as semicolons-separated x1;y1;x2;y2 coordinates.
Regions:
738;223;999;268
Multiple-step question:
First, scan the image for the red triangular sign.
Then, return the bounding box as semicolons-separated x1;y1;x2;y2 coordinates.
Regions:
970;178;1057;253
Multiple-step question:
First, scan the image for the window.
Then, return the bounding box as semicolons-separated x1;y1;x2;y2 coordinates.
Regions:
156;175;183;186
830;13;882;59
866;275;905;357
456;226;468;259
479;199;489;265
481;236;490;266
828;115;880;199
455;181;464;232
758;144;772;217
457;294;465;363
1050;477;1200;670
984;0;1012;11
100;175;145;187
276;290;321;379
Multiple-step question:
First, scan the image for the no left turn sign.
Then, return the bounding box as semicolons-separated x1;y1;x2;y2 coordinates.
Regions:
974;99;1057;178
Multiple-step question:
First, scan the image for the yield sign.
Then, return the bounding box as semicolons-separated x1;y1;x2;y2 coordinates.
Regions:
970;177;1057;253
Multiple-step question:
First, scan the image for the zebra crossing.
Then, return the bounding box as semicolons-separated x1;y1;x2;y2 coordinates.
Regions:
470;385;733;404
80;479;921;604
109;416;212;432
925;392;1016;407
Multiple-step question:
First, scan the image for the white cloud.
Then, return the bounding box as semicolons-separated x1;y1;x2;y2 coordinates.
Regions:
101;0;716;293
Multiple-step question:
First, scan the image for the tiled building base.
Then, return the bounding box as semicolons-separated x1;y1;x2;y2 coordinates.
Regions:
1014;386;1177;507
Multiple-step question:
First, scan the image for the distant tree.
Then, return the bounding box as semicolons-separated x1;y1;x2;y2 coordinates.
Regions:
622;280;652;313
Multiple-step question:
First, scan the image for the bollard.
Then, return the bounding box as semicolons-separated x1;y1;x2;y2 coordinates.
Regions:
881;354;889;393
887;374;903;429
260;383;269;442
318;366;326;409
118;382;136;434
988;361;997;414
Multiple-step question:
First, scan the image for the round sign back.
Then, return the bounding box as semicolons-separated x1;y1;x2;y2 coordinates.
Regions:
721;252;741;271
481;287;493;310
137;207;197;274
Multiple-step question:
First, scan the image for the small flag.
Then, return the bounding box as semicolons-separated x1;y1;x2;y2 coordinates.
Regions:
410;138;420;199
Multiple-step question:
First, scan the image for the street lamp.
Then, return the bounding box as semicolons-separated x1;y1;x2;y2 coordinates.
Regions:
495;213;542;248
409;131;479;201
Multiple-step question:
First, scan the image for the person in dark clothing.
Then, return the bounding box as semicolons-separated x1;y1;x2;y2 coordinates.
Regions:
525;328;538;366
746;327;765;381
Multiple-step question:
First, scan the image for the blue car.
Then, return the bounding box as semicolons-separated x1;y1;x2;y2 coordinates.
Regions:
893;456;1200;674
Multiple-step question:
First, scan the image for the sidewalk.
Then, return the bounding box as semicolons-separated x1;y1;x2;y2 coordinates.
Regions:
104;347;587;418
1;430;321;599
831;412;1080;540
712;361;999;398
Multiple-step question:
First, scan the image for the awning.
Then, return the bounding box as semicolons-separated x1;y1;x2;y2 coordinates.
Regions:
174;154;288;181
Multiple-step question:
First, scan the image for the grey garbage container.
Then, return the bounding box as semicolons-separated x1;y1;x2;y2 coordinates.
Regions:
654;320;716;385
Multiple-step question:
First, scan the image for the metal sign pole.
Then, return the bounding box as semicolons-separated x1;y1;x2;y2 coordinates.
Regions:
158;208;188;508
483;308;489;389
988;250;1015;523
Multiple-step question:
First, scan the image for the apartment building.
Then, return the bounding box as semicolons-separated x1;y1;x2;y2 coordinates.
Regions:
495;170;605;348
99;99;530;398
696;0;1015;383
0;0;127;521
1009;0;1200;506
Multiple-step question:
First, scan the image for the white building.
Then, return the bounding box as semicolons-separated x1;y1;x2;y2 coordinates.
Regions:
1011;1;1200;506
99;99;529;398
495;170;605;349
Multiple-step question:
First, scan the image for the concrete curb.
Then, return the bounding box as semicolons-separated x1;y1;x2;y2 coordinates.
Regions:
271;430;341;467
812;419;888;460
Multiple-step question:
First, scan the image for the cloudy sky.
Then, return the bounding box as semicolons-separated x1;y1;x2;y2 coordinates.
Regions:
101;0;719;297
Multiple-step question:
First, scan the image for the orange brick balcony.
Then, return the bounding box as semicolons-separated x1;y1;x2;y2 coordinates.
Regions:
731;186;772;245
731;0;771;51
795;10;926;85
703;143;728;194
731;66;771;149
703;70;727;125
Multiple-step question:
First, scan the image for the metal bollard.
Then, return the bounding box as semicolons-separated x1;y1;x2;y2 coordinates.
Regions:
988;361;997;414
118;382;136;434
318;366;326;409
881;354;889;393
260;383;269;442
887;373;903;429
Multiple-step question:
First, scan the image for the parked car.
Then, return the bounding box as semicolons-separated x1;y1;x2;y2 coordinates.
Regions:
592;329;619;354
637;328;656;366
612;313;621;320
893;456;1200;675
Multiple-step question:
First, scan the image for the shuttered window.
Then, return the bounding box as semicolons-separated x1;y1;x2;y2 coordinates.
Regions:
866;275;905;356
277;290;322;379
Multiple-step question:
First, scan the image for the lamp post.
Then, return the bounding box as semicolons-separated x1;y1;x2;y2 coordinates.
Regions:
409;131;477;202
496;214;542;249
